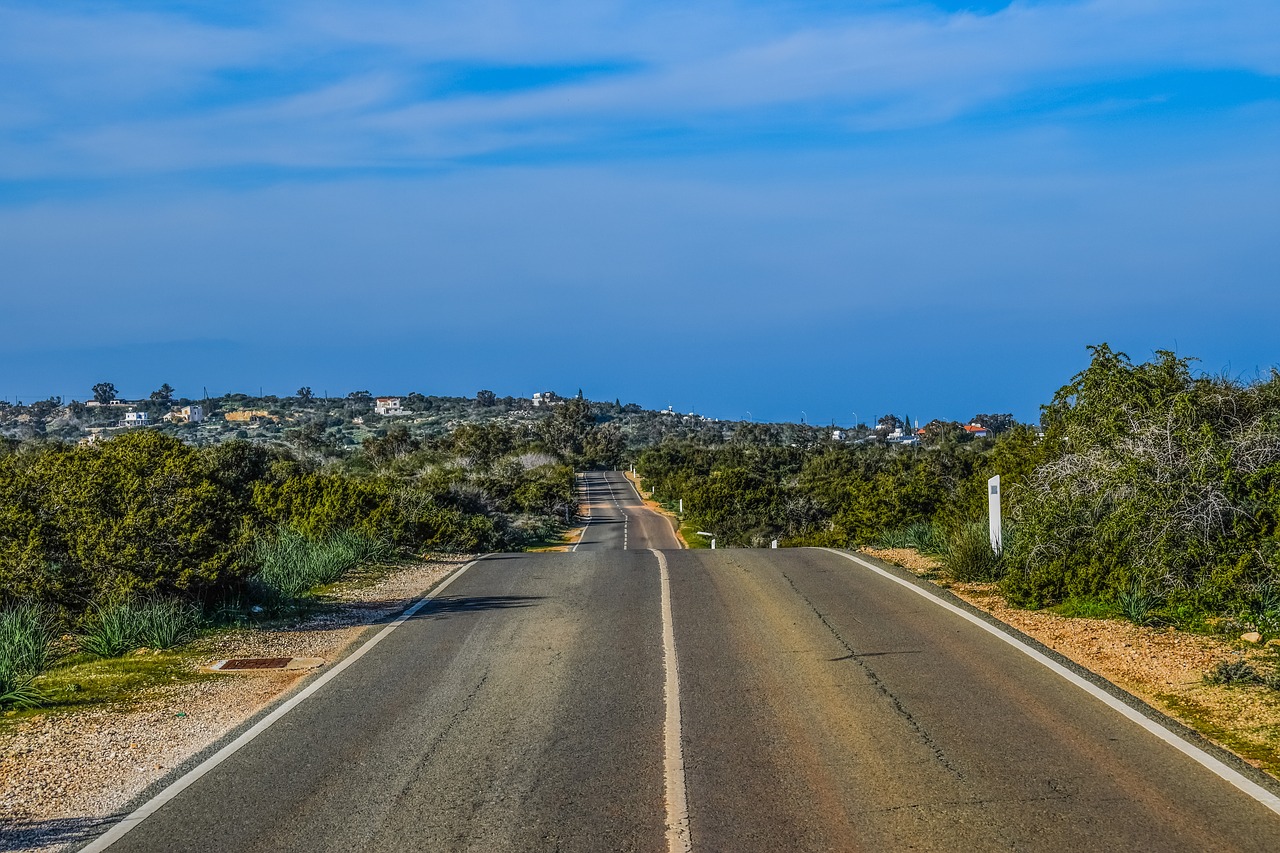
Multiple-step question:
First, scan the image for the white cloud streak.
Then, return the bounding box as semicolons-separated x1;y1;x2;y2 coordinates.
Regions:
0;0;1276;178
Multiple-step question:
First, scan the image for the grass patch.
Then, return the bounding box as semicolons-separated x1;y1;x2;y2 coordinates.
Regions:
942;522;1006;582
78;599;200;658
0;603;54;709
1155;691;1280;778
2;647;215;725
679;522;711;548
522;525;579;553
1118;583;1164;626
255;527;393;599
876;521;947;554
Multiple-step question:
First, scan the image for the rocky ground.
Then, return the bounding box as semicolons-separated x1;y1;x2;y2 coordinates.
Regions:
863;547;1280;777
0;555;472;853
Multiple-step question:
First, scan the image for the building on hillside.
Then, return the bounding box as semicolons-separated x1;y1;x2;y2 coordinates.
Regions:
374;397;406;416
78;430;107;446
164;405;204;424
532;391;559;407
123;410;150;427
964;423;990;439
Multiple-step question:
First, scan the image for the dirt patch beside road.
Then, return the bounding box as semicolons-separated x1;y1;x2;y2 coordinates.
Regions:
0;555;473;853
861;547;1280;779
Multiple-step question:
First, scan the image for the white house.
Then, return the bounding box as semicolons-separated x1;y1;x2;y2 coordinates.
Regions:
532;391;559;407
124;410;150;427
374;397;406;416
164;405;203;424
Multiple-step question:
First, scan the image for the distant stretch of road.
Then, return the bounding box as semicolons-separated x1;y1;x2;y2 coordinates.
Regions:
571;470;681;551
84;472;1280;852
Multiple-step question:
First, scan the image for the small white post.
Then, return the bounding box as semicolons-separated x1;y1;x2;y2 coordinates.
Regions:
711;538;716;550
771;539;778;549
679;498;683;514
988;475;1002;554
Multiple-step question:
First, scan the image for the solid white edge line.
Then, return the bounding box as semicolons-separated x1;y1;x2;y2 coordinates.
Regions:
81;555;489;852
653;548;692;852
821;548;1280;816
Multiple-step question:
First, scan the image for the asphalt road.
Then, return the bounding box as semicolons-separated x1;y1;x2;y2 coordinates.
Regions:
572;470;681;551
86;484;1280;852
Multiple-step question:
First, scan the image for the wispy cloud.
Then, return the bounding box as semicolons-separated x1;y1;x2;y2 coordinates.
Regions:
1;0;1276;181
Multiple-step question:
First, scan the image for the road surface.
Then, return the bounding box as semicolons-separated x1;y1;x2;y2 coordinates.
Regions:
84;473;1280;851
572;471;681;551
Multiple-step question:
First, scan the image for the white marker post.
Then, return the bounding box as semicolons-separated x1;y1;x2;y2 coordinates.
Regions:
988;475;1002;554
678;499;683;514
771;539;778;549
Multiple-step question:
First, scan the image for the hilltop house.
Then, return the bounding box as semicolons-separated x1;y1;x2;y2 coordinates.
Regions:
123;410;150;427
374;397;406;416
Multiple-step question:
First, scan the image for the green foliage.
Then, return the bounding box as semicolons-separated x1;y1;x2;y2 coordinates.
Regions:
540;398;626;469
943;522;1006;582
0;603;53;708
1004;346;1280;612
77;598;199;657
254;527;391;599
1117;583;1163;626
0;432;253;607
876;521;947;553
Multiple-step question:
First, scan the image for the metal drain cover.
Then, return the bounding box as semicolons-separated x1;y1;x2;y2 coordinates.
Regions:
213;657;293;670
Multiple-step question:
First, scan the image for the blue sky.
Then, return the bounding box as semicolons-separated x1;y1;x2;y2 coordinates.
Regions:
2;0;1277;425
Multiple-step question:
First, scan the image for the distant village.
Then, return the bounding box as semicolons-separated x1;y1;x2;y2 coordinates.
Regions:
0;383;1017;450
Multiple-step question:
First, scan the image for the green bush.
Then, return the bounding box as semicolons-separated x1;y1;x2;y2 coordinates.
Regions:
0;603;53;708
1118;583;1163;626
943;522;1005;582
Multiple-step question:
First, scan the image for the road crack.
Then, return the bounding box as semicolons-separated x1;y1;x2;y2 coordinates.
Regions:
779;570;966;782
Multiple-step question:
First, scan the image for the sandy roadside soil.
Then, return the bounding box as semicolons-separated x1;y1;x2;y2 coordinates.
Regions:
0;555;473;853
863;547;1280;778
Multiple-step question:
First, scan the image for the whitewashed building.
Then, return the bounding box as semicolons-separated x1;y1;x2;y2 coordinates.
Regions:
374;397;406;416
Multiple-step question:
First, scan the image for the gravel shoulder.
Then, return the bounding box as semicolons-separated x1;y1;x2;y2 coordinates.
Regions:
862;547;1280;778
0;555;474;853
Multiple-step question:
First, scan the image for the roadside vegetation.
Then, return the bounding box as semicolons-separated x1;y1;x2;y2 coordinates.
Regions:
637;345;1280;668
0;393;649;708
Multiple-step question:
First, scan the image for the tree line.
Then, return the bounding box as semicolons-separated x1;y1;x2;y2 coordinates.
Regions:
638;345;1280;621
